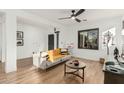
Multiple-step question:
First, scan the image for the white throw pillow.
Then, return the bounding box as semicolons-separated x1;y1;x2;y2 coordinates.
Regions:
61;48;68;52
41;52;48;58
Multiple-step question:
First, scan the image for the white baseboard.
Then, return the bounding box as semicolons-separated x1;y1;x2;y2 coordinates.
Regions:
17;57;32;61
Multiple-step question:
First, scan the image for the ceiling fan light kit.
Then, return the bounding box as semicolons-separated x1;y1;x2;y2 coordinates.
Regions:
58;9;85;23
71;16;75;20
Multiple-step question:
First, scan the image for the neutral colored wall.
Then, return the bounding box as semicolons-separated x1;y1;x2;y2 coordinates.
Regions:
5;12;17;73
61;16;122;61
17;23;68;59
0;16;2;62
17;23;48;59
0;23;2;61
45;27;69;49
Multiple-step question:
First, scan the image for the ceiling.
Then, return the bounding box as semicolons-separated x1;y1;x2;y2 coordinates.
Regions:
23;9;124;26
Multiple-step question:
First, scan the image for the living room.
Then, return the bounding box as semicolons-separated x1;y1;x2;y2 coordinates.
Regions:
0;9;124;84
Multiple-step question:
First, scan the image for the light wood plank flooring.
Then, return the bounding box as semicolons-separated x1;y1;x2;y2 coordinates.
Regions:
0;57;104;84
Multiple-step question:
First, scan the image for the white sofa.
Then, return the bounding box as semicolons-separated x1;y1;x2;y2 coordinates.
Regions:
33;52;71;70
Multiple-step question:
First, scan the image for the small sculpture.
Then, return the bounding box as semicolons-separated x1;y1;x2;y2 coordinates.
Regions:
103;30;115;55
114;47;120;63
73;60;79;66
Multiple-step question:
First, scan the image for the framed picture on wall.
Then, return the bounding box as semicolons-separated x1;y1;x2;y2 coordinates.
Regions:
17;31;24;46
17;39;24;46
78;28;99;50
17;31;23;39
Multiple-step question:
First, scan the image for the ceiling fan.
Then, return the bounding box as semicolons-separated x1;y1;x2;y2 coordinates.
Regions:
58;9;85;23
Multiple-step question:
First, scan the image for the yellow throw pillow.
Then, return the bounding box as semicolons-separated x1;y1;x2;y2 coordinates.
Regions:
47;50;54;61
56;48;61;55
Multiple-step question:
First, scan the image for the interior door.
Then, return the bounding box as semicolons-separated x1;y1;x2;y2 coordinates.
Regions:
48;34;54;50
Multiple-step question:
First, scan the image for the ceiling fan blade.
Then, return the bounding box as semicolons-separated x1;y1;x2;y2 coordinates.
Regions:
58;17;71;20
75;18;81;22
75;9;85;17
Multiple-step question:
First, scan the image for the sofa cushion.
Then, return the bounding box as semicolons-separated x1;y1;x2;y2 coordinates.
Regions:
60;48;69;55
47;50;53;61
53;48;61;56
51;55;65;62
47;48;62;62
56;48;61;54
41;52;48;58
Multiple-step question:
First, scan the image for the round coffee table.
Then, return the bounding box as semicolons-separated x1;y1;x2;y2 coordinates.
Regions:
64;60;86;83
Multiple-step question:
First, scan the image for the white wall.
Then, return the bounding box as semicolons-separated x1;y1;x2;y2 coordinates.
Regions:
5;12;17;73
61;16;123;61
17;23;48;59
44;27;69;49
0;23;2;61
0;16;2;62
17;23;68;59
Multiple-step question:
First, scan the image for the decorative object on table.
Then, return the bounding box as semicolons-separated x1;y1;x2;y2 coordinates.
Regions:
17;39;24;46
78;28;99;50
114;47;120;64
72;60;79;66
102;28;115;55
54;27;60;48
17;31;24;46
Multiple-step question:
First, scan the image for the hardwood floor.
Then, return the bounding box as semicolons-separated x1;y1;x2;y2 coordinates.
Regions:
0;57;104;84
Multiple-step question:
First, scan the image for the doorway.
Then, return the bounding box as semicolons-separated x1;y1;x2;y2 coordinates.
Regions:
48;34;54;50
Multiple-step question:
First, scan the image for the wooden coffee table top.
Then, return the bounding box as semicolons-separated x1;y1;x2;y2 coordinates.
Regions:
65;60;86;69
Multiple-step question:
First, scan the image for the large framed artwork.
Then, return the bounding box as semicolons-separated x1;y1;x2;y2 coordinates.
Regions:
78;28;99;50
